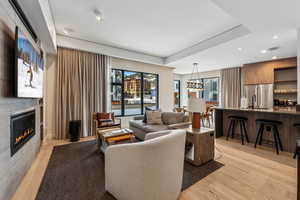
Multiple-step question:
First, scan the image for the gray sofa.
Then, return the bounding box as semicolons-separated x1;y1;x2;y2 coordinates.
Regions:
129;112;191;140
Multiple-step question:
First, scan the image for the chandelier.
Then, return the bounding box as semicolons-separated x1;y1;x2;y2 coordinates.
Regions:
186;63;204;91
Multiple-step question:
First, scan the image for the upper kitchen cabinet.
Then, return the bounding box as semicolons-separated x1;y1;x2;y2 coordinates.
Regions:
242;57;297;85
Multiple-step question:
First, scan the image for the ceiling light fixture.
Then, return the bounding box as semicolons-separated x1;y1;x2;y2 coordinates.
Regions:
237;48;242;51
187;63;204;91
273;35;279;40
260;49;267;54
272;56;277;60
94;9;103;21
63;28;69;35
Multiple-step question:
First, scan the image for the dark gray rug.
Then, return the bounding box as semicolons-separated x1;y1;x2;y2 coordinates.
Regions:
36;140;223;200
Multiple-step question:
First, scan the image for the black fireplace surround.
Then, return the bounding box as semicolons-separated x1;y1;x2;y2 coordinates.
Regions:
10;110;35;156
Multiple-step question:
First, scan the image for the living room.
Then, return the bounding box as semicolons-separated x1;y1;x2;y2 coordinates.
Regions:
0;0;300;200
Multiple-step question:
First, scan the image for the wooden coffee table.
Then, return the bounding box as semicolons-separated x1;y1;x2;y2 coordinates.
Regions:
96;127;120;149
97;128;135;153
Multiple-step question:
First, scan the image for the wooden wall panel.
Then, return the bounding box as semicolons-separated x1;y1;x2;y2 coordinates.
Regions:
241;57;297;85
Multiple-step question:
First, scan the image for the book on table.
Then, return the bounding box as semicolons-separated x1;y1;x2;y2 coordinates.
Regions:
100;128;135;152
103;128;133;139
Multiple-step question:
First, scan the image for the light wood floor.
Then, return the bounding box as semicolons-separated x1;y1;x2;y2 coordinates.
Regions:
12;137;297;200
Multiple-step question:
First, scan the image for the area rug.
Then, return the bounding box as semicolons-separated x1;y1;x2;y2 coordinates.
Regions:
36;140;223;200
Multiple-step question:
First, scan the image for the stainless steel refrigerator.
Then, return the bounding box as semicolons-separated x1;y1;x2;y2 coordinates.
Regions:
243;84;273;109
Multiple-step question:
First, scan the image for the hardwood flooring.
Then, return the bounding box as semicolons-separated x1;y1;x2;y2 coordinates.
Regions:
11;137;297;200
180;138;297;200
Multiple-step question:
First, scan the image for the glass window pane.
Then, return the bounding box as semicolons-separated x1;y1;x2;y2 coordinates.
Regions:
111;85;122;116
144;73;158;110
174;80;180;108
124;71;142;115
111;69;122;84
203;78;219;103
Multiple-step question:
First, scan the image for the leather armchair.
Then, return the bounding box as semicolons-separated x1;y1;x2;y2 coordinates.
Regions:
92;112;121;135
105;129;186;200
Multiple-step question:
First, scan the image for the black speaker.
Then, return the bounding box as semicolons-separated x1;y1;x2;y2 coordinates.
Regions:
69;120;81;142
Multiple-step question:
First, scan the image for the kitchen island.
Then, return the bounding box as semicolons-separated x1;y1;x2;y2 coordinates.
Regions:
214;107;300;153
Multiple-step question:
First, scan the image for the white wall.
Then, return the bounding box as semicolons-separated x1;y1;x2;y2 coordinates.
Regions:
173;73;182;81
298;28;300;104
44;55;57;139
111;57;175;113
176;70;221;107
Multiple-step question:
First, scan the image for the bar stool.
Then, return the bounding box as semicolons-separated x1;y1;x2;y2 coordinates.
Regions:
226;116;249;145
293;123;300;159
255;119;283;154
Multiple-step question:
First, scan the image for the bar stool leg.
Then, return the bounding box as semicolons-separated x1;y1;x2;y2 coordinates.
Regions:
231;120;236;139
258;125;265;145
274;126;283;151
272;126;280;154
239;121;245;145
255;124;263;148
227;120;233;140
242;121;249;143
294;147;297;159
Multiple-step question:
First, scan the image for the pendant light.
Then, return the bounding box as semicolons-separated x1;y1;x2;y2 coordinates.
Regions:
186;63;204;91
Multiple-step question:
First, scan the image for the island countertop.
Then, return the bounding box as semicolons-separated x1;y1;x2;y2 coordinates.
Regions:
214;107;300;116
214;107;300;153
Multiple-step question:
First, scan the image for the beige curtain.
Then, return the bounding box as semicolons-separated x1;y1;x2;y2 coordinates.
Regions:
54;47;108;139
221;67;241;108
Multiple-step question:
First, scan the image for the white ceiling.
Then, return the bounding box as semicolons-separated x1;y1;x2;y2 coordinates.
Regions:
173;29;297;73
50;0;240;57
172;0;300;73
47;0;300;74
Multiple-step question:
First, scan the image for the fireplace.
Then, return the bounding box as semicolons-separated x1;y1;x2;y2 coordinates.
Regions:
10;110;35;156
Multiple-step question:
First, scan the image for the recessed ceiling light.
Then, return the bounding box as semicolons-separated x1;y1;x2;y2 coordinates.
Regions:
96;15;102;21
272;56;277;60
63;28;69;35
63;28;73;35
94;9;103;21
261;49;267;54
237;48;242;51
273;35;279;40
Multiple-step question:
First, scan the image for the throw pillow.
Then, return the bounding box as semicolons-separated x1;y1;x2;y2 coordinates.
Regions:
161;112;185;125
146;111;163;125
143;107;160;123
97;113;111;120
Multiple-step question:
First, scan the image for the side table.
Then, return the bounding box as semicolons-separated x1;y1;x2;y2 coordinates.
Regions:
172;125;215;166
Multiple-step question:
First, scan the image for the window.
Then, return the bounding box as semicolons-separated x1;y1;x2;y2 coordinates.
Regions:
174;80;180;108
143;73;158;111
111;69;159;116
188;77;219;103
124;71;142;115
111;70;122;116
202;77;219;102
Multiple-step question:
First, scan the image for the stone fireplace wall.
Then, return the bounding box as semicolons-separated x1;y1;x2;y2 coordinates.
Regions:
0;2;41;200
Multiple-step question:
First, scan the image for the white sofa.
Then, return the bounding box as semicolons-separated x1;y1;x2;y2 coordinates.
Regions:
105;129;186;200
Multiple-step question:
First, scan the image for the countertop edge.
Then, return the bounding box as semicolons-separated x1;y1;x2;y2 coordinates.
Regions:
214;107;300;115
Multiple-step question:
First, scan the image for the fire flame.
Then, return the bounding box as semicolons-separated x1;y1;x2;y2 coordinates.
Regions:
15;128;34;144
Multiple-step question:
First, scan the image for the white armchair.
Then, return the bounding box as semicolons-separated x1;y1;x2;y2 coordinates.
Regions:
105;129;186;200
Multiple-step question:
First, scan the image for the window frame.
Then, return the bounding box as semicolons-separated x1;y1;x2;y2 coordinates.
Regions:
111;69;159;117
